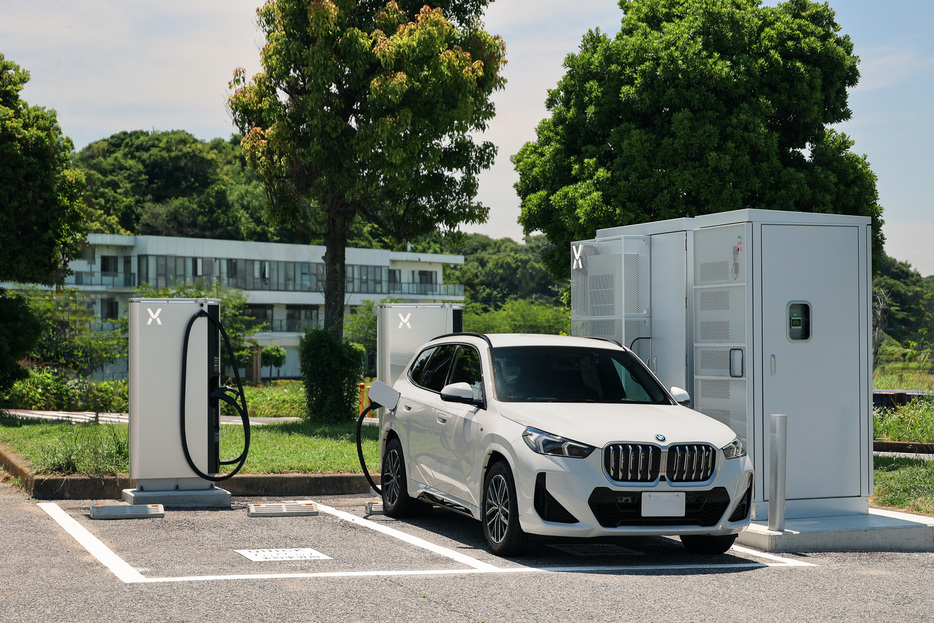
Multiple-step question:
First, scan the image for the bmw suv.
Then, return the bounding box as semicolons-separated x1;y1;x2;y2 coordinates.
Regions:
379;333;754;556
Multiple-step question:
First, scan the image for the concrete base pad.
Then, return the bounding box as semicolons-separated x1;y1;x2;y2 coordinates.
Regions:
737;508;934;552
122;487;231;509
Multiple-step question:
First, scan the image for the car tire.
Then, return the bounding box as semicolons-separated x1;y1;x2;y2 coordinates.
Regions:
381;437;421;517
482;460;528;556
679;533;737;555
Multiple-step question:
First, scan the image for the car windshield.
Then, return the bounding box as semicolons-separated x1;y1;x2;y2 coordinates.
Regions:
491;345;672;405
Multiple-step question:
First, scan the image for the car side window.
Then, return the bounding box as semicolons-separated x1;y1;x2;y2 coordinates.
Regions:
449;346;483;396
419;344;458;392
408;347;436;385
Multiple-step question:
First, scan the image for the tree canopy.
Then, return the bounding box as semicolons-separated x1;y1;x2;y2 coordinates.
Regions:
76;130;297;243
445;234;561;309
0;54;85;285
513;0;883;276
228;0;506;335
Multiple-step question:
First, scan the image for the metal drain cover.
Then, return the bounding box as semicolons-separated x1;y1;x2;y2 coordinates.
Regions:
247;501;319;517
236;548;332;562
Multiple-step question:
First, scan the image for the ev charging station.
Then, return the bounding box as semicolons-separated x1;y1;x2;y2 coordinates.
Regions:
124;298;249;508
377;303;462;388
571;209;873;523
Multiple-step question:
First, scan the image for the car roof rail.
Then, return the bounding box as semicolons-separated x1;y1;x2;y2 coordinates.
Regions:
432;332;493;348
586;336;624;348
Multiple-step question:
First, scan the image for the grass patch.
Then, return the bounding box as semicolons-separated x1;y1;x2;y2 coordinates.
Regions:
0;412;379;477
237;381;309;419
0;415;129;476
872;456;934;516
874;398;934;443
873;365;934;391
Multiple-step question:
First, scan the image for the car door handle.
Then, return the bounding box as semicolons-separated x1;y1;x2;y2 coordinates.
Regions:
403;404;412;411
437;416;447;424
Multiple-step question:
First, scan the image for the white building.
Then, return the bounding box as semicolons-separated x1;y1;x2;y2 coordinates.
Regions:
22;234;465;379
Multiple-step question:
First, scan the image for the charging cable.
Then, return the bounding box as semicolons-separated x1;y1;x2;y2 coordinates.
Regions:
180;309;251;481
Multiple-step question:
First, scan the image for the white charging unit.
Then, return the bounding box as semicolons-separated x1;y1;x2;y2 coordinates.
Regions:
572;209;873;521
124;298;230;507
376;303;462;388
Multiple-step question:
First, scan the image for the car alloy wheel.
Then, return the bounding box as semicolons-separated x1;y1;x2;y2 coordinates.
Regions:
482;460;528;555
381;437;420;517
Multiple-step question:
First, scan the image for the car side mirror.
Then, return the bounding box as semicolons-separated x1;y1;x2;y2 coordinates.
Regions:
670;387;691;407
440;382;482;406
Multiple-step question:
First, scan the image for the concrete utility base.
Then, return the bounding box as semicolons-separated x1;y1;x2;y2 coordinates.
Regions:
737;509;934;552
122;487;231;509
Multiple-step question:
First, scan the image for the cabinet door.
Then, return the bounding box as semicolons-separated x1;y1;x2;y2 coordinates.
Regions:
760;224;862;500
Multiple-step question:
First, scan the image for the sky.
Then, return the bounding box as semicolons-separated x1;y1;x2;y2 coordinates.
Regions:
2;0;933;274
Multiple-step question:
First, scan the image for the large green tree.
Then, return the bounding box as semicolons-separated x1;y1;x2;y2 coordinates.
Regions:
0;54;85;285
445;233;561;309
228;0;506;336
76;130;289;242
513;0;883;276
1;55;85;391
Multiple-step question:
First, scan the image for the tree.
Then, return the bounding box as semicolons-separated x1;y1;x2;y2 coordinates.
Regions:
1;54;86;285
343;298;379;373
464;298;570;335
22;287;127;376
1;55;86;390
76;130;285;242
228;0;506;336
513;0;883;277
445;233;561;309
0;290;42;391
261;345;287;379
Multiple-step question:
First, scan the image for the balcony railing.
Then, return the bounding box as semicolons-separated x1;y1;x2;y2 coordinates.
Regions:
62;271;464;298
67;272;136;288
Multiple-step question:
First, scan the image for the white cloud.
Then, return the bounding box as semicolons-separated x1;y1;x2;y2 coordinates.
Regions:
853;47;934;92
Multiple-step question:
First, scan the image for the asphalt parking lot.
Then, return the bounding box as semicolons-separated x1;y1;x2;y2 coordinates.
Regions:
2;482;933;622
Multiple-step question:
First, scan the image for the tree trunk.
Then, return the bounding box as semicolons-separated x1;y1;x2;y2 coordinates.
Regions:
322;212;348;339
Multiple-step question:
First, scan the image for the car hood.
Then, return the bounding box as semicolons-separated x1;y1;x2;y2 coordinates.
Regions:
498;402;739;448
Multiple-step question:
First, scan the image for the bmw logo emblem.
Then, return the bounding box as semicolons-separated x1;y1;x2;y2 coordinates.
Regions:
655;434;666;442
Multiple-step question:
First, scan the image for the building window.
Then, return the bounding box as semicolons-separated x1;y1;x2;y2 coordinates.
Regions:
244;305;273;331
286;305;319;332
416;270;437;294
101;298;119;320
100;255;119;275
347;265;385;294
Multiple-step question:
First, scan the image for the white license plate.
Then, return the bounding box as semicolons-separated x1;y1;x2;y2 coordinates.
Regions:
641;492;686;517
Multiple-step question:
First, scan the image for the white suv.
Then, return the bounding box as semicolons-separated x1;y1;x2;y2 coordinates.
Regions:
380;333;753;556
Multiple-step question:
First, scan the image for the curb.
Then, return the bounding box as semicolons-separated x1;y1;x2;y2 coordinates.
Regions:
872;440;934;454
0;443;372;500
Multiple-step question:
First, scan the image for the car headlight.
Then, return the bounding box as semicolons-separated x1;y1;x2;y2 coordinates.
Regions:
721;437;747;459
522;427;595;459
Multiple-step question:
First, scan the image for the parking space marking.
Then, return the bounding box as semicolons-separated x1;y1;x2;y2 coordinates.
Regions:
39;502;814;584
314;503;500;571
38;502;147;584
731;545;816;567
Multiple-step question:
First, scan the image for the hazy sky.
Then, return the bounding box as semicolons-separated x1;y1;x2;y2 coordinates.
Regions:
3;1;932;273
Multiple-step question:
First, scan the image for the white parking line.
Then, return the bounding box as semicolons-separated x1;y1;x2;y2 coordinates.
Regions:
730;545;816;567
38;502;813;584
314;502;500;571
38;503;147;583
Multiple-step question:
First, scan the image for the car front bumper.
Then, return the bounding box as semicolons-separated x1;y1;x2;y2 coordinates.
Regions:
511;445;754;539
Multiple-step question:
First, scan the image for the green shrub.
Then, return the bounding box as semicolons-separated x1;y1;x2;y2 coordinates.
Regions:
0;368;129;412
299;328;364;424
